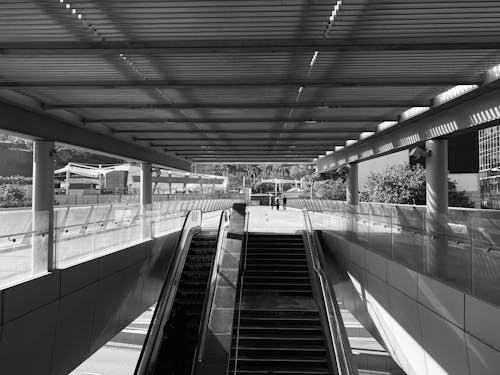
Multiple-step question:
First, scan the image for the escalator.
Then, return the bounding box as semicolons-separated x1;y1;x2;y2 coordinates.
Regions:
229;234;331;374
154;232;217;374
135;209;230;375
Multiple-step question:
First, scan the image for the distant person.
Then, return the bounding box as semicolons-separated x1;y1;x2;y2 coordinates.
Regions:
270;194;274;209
283;195;287;210
275;195;280;210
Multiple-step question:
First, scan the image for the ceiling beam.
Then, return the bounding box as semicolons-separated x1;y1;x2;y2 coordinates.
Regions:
317;80;500;172
192;158;314;162
89;117;390;124
117;129;372;135
165;147;334;151
148;138;348;143
0;78;477;89
45;101;425;110
176;151;320;155
0;101;190;171
2;39;500;54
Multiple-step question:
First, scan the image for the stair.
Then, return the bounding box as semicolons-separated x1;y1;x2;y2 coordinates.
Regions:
229;234;331;374
153;232;217;374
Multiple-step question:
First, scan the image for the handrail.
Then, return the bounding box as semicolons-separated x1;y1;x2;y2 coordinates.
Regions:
54;212;184;231
134;209;202;375
302;208;357;375
191;208;231;374
233;210;250;375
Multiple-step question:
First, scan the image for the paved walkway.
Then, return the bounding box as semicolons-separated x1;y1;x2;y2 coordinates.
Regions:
246;206;305;233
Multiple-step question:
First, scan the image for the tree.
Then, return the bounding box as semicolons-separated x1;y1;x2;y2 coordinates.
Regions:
289;165;313;180
314;178;346;200
448;180;475;208
363;163;475;207
365;163;426;205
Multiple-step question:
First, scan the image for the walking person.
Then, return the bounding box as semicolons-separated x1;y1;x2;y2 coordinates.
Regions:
283;195;287;210
275;195;280;210
270;193;274;210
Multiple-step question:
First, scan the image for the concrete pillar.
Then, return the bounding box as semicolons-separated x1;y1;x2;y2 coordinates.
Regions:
346;163;359;240
32;140;55;272
346;163;359;205
425;139;448;277
140;163;152;240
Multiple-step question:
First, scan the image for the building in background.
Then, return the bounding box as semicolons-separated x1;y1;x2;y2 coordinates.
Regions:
479;126;500;208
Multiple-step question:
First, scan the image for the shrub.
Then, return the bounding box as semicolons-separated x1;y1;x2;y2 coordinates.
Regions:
0;184;27;208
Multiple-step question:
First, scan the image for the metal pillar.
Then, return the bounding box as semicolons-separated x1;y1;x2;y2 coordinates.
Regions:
346;163;359;205
140;162;152;240
425;139;448;277
32;140;54;272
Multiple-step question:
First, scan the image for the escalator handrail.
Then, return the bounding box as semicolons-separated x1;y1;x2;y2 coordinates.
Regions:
303;208;358;375
134;209;202;375
191;208;232;372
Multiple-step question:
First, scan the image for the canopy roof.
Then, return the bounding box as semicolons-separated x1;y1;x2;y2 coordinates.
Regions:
1;1;500;166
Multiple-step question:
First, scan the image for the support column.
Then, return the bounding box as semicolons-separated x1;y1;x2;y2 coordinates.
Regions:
346;163;359;239
346;163;359;205
140;162;152;240
425;139;448;277
32;140;55;272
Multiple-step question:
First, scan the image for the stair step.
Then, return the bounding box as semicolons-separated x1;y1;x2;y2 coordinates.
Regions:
245;252;307;258
244;258;307;265
243;276;311;283
231;371;329;375
244;270;310;277
245;266;310;273
234;337;326;350
239;309;320;318
237;326;323;337
238;317;321;328
243;283;312;290
232;347;327;358
229;358;329;370
242;289;313;296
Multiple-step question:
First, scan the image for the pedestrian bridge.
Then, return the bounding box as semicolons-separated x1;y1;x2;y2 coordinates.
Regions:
2;1;500;374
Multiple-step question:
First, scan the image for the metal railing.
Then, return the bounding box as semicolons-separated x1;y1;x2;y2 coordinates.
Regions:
135;209;202;375
190;209;232;374
303;208;357;375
